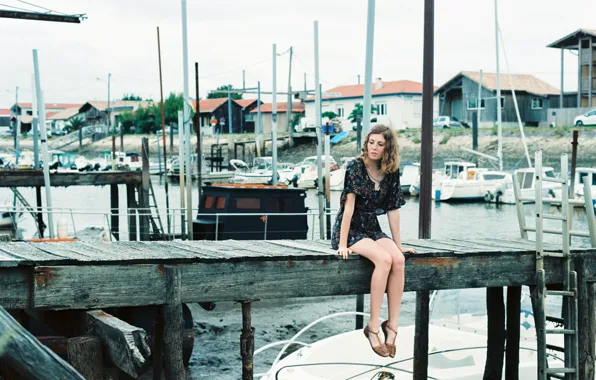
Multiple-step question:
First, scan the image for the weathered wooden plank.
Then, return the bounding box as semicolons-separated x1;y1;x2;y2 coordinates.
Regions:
576;259;596;380
157;241;228;259
483;287;505;379
308;239;440;255
0;170;141;187
265;240;337;255
32;242;100;262
162;267;185;379
0;268;29;309
0;242;70;263
30;252;573;309
117;241;195;260
442;238;513;252
505;286;521;380
0;306;84;379
33;265;166;309
67;336;104;380
397;239;459;253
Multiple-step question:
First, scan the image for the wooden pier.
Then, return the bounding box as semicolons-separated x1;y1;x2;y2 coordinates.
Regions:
0;238;594;379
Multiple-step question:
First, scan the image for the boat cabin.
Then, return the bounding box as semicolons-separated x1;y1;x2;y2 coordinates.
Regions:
193;184;309;240
515;167;556;189
443;161;477;180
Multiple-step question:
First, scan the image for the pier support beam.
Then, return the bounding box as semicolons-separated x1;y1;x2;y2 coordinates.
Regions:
140;138;150;241
484;287;505;379
162;267;185;379
505;286;521;380
110;185;119;241
355;294;364;330
240;301;255;380
126;185;137;242
67;336;104;380
577;259;596;379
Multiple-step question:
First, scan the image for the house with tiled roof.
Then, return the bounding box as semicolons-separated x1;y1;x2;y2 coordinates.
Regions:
303;78;439;130
435;71;561;127
9;102;82;134
249;102;305;134
190;98;245;134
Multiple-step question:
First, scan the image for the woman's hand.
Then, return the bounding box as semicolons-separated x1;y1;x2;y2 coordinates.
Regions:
399;246;417;254
337;246;352;260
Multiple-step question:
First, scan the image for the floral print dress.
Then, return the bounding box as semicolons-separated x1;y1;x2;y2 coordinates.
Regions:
331;157;405;250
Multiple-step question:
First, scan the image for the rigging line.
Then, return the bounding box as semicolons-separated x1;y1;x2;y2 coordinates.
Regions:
0;3;35;12
17;0;69;15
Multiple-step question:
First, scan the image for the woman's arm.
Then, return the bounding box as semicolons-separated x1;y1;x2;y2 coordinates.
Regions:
388;209;416;253
339;193;356;248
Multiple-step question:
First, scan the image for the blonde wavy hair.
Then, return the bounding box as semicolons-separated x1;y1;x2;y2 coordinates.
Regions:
361;124;399;174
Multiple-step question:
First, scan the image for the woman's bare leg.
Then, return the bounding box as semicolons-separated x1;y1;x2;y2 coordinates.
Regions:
349;238;392;347
376;238;405;344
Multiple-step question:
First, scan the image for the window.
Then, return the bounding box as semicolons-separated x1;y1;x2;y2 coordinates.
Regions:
216;196;226;209
336;107;345;117
204;196;214;208
531;98;543;109
523;173;533;189
26;111;33;116
579;172;596;186
236;198;260;209
500;97;505;109
376;103;387;115
467;98;486;110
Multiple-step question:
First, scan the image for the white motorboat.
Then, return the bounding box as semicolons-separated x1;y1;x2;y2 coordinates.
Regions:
571;167;596;206
400;163;420;194
432;161;507;202
296;156;340;189
233;157;296;185
258;288;568;380
495;167;560;205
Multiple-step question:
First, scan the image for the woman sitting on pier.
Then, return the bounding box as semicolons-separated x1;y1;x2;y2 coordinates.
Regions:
331;124;415;358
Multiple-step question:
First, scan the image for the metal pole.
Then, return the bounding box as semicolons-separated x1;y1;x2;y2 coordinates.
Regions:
477;70;483;132
195;62;202;207
228;93;232;134
560;48;564;108
362;0;376;142
13;86;18;151
304;73;307;92
181;0;191;239
325;133;331;239
494;0;502;171
186;105;193;240
288;47;293;145
314;21;325;239
31;75;39;169
414;0;434;378
570;130;579;197
242;69;246;91
257;81;262;157
178;111;186;238
272;43;278;186
157;26;171;237
33;49;54;238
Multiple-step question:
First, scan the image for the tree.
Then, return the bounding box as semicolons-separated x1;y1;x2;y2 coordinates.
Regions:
207;84;243;100
322;111;338;119
163;92;184;125
122;93;142;101
118;111;135;133
134;104;160;134
64;116;83;133
347;103;377;123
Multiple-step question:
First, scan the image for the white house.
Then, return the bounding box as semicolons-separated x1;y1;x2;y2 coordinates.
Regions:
47;107;82;135
303;78;439;130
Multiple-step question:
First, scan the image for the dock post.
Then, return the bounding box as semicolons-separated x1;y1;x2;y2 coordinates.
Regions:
140;138;150;241
126;185;137;241
355;294;364;330
576;258;596;379
240;301;254;380
35;186;45;238
505;286;521;380
67;336;104;380
110;185;120;241
484;287;505;379
163;267;185;379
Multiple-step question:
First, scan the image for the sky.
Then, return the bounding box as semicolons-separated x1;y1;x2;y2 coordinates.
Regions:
0;0;593;108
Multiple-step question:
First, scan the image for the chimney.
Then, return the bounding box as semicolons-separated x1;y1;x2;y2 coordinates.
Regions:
375;77;383;90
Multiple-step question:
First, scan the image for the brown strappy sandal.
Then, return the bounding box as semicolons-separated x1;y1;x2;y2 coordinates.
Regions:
363;325;389;357
381;320;398;358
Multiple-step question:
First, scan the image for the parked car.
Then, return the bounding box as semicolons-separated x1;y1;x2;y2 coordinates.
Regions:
433;116;464;129
574;109;596;126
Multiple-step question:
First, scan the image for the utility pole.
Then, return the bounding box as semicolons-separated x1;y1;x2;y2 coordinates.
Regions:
272;43;278;186
304;73;307;92
362;0;376;142
13;86;19;153
358;74;361;85
181;0;193;240
495;0;503;171
287;47;294;146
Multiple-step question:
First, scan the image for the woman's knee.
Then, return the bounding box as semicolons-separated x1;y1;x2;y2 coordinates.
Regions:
391;252;405;271
374;250;392;272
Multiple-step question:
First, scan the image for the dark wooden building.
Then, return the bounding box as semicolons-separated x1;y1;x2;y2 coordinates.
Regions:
191;98;244;134
435;71;560;127
547;28;596;109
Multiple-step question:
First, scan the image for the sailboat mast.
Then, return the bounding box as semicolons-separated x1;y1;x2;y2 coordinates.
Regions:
494;0;503;171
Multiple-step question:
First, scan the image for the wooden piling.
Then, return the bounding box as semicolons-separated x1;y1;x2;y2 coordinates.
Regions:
576;258;596;379
140;138;150;241
355;294;364;330
152;307;164;380
241;301;255;380
413;291;430;380
67;336;104;380
484;287;505;380
126;184;137;241
505;286;521;380
163;267;185;379
35;186;45;238
110;184;120;241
